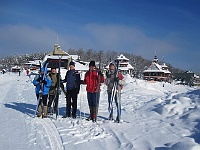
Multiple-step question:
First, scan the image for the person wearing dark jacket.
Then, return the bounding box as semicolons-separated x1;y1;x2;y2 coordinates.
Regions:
47;67;65;114
63;61;81;118
83;60;104;122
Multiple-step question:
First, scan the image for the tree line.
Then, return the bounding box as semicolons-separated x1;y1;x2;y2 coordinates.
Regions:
0;49;184;73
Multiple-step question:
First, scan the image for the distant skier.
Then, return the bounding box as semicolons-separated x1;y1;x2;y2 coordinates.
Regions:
47;67;65;114
62;61;81;119
26;69;30;76
2;69;6;74
105;62;126;121
33;68;52;118
83;60;104;122
18;69;21;76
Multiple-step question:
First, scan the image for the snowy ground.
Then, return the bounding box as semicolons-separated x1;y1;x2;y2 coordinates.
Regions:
1;71;200;150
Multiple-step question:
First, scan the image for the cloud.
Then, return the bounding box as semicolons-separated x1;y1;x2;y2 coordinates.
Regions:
1;23;198;72
0;24;58;56
81;23;179;58
0;23;179;59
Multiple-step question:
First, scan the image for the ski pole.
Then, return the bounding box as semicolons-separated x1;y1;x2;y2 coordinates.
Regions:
79;84;82;120
109;82;117;117
34;92;41;118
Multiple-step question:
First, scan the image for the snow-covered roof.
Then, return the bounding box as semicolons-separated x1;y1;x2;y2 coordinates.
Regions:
74;61;88;71
42;55;70;65
47;44;69;56
143;69;171;73
25;60;42;65
11;66;21;69
118;63;134;70
70;55;79;60
127;63;134;69
194;74;199;78
143;62;171;74
185;71;193;73
105;63;134;70
117;54;129;61
161;63;168;68
118;67;129;70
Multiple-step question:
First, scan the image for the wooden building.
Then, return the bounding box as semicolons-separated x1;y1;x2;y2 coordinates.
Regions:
105;54;134;75
143;55;171;82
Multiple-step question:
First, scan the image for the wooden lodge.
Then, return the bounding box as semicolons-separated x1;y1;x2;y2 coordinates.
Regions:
143;55;171;82
106;54;134;75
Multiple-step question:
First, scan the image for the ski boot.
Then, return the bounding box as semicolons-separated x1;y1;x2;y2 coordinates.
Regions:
37;105;42;118
86;115;92;121
43;106;48;118
108;114;114;121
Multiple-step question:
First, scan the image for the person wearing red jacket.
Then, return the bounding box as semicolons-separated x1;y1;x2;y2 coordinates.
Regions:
83;60;104;122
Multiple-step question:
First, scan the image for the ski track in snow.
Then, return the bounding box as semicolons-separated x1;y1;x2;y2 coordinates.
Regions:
2;72;200;150
35;118;64;150
54;117;111;147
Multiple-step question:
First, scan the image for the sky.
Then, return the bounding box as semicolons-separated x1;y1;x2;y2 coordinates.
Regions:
0;0;200;72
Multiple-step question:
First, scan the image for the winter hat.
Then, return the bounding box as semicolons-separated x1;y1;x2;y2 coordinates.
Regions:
69;61;75;66
89;60;95;67
51;67;56;70
109;62;115;67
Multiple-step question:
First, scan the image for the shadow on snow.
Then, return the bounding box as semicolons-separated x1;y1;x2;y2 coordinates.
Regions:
4;102;108;120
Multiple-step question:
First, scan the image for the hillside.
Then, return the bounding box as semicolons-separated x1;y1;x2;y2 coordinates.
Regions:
0;49;184;73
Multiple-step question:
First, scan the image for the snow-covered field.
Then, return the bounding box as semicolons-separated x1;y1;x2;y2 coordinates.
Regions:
1;71;200;150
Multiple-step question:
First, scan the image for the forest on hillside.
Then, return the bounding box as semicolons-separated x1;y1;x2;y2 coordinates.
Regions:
0;48;184;74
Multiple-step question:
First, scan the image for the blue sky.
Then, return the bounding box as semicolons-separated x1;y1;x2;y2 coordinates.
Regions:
0;0;200;72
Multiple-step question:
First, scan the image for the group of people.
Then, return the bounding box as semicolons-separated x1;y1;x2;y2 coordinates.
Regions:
33;60;126;122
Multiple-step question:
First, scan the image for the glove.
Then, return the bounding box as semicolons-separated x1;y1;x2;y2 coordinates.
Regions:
37;77;42;82
76;89;79;95
50;86;56;90
61;80;65;83
114;77;119;82
42;80;47;85
98;71;103;77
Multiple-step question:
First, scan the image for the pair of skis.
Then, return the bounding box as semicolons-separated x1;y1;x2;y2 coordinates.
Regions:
54;57;62;120
34;61;49;118
94;54;103;122
108;60;121;123
34;57;62;120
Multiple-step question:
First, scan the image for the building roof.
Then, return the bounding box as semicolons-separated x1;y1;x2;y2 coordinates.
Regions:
74;61;88;71
105;54;134;71
119;63;134;70
143;62;171;74
24;60;42;66
46;44;69;56
117;54;129;61
11;66;21;69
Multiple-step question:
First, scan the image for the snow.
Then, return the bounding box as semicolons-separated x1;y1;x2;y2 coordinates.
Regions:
1;72;200;150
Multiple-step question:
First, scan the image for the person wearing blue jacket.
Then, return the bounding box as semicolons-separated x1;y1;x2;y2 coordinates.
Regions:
33;69;52;118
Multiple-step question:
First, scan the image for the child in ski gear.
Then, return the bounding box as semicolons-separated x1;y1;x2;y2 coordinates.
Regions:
83;60;104;122
33;68;52;118
105;62;126;121
48;67;65;114
62;61;81;118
